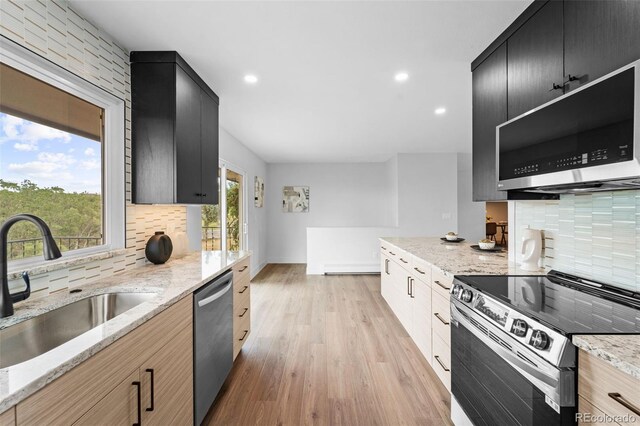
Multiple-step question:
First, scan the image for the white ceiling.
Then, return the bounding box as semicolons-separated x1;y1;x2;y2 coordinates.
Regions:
70;0;531;163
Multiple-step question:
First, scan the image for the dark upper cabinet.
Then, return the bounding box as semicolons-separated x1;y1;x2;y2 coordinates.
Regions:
507;0;564;119
564;0;640;91
472;44;508;202
131;51;219;205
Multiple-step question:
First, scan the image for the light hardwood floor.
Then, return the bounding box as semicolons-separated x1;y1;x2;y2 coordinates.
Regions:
204;264;452;426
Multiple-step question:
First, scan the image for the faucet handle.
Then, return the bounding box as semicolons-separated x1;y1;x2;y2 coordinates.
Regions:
11;272;31;303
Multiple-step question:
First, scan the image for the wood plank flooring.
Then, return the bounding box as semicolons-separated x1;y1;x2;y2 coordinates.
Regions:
204;264;452;426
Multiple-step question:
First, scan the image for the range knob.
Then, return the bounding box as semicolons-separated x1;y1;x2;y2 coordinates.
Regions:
461;289;473;303
530;330;550;350
452;284;462;298
511;319;529;337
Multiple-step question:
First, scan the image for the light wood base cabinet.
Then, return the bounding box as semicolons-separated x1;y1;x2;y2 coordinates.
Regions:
578;350;640;425
15;296;193;425
0;408;15;426
232;256;251;359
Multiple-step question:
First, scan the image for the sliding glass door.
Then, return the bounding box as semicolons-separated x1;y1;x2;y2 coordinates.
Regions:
201;164;245;251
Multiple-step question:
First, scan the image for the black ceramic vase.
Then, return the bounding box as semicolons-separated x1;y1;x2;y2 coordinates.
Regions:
145;231;173;264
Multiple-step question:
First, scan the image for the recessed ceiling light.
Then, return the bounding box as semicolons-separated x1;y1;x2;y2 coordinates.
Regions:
244;74;258;84
394;72;409;82
435;107;447;115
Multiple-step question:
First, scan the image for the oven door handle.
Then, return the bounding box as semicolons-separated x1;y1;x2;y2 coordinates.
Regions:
450;303;573;408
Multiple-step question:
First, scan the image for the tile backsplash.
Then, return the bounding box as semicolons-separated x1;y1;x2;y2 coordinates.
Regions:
514;190;640;292
2;0;190;297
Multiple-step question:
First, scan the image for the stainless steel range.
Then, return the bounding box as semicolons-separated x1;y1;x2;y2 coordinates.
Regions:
449;271;640;426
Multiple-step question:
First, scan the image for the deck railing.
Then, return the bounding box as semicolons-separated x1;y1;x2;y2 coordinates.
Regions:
7;236;102;260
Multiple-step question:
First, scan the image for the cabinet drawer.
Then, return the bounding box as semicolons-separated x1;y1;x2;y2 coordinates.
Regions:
411;256;432;283
578;350;640;423
232;257;250;283
578;396;612;426
432;333;451;391
432;292;450;345
233;308;251;359
431;267;452;300
234;289;250;322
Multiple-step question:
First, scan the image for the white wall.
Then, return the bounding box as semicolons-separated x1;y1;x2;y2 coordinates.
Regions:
457;153;486;242
266;162;394;263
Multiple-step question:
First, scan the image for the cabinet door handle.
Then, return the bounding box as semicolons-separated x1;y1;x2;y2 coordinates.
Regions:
195;192;202;197
385;259;389;275
238;265;248;272
239;307;248;318
414;267;425;275
562;74;580;86
389;251;395;256
381;246;387;251
434;356;450;372
399;257;408;264
410;278;415;299
145;368;155;412
434;312;449;326
548;82;563;92
239;285;249;294
201;193;207;197
239;330;249;341
132;381;141;426
608;392;640;416
434;280;450;291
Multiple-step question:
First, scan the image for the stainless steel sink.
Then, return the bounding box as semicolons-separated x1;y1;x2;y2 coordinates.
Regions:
0;292;156;368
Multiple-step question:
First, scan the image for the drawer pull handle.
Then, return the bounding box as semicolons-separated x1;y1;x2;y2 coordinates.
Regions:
381;246;387;251
399;257;408;264
239;285;249;294
434;280;450;291
389;251;396;255
434;355;450;372
145;368;155;412
434;312;449;325
414;267;425;275
132;381;141;426
239;330;249;341
238;265;248;272
239;307;248;318
608;392;640;416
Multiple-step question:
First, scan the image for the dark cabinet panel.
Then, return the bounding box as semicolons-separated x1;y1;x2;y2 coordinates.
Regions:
564;0;640;91
175;66;203;205
507;0;564;119
200;90;219;205
131;51;219;205
472;43;508;202
131;63;176;205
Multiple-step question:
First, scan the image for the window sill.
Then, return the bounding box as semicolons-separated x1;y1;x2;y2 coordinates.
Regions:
7;248;127;281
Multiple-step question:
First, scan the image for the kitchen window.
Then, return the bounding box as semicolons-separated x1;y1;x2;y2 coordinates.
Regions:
0;39;125;265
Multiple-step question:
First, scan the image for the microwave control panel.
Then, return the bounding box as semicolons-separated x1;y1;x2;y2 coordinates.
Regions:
503;143;632;180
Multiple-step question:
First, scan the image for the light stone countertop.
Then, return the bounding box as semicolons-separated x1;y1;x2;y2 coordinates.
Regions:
573;335;640;380
381;237;640;379
379;236;546;277
0;250;250;412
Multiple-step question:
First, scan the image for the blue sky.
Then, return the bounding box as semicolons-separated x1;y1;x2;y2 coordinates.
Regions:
0;112;101;194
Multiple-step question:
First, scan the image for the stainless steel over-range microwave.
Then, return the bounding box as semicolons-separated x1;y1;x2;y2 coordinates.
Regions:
496;59;640;193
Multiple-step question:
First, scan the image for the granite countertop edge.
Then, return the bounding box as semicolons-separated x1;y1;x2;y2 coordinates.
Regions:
0;250;250;412
573;334;640;381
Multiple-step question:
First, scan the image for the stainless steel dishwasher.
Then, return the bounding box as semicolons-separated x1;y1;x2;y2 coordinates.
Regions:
193;270;233;425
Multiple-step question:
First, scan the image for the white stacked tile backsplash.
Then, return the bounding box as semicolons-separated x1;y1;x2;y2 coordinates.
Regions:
514;190;640;292
2;0;190;297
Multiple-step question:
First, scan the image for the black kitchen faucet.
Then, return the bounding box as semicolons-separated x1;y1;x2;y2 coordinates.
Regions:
0;214;62;318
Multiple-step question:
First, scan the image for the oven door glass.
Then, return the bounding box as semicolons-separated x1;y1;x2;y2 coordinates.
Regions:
451;313;575;425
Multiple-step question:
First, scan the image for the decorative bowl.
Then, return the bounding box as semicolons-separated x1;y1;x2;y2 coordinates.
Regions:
478;240;496;250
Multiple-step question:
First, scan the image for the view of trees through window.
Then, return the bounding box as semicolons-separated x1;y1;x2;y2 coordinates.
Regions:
0;112;103;260
201;168;243;251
